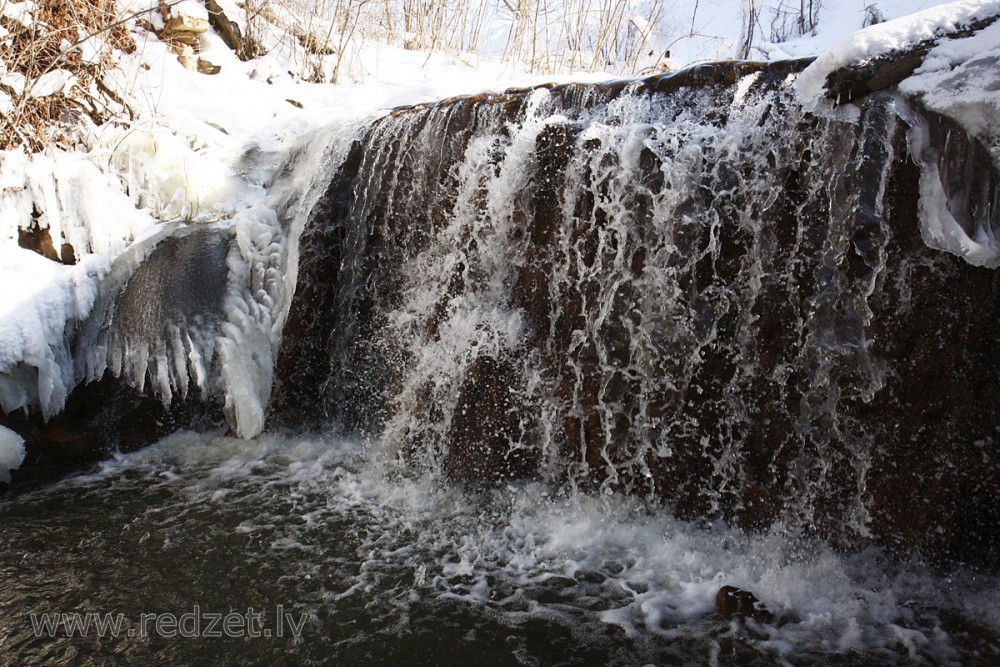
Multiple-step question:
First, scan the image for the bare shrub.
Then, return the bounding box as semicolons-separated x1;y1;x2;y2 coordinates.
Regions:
767;0;821;43
0;0;150;150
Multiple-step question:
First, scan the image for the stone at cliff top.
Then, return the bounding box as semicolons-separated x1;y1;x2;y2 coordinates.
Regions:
165;16;210;34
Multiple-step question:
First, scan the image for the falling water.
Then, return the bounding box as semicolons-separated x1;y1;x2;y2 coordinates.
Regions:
271;63;999;561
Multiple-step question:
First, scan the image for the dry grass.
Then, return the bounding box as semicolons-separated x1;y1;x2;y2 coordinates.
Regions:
0;0;137;151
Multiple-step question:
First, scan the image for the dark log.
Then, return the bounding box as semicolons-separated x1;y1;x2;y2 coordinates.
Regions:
204;0;260;61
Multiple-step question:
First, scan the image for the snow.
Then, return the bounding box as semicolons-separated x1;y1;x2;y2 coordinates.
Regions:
762;1;969;60
65;32;107;66
0;1;34;29
0;71;27;96
795;0;1000;106
168;0;209;21
0;424;25;482
1;0;999;436
24;70;77;99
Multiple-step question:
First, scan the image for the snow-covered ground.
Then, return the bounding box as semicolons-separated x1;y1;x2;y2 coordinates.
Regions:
1;0;999;453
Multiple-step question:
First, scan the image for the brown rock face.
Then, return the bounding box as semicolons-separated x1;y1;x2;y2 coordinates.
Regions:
17;222;76;265
444;355;539;484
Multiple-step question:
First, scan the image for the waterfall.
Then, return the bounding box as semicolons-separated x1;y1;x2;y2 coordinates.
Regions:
2;60;994;564
271;62;1000;563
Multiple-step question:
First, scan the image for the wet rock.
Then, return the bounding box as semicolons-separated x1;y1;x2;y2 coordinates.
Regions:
716;586;774;623
1;371;226;485
444;355;538;484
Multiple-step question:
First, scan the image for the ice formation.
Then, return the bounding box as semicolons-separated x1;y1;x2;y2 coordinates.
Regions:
0;150;154;418
0;424;25;482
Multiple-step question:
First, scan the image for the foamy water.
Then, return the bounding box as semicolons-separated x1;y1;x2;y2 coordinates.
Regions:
2;431;996;665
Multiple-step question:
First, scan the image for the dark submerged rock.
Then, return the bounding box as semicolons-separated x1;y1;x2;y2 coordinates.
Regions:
716;586;774;623
1;371;225;486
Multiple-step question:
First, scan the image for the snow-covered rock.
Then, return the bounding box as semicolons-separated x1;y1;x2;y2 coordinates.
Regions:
795;0;1000;106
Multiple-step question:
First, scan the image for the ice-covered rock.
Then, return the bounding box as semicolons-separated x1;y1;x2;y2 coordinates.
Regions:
795;0;1000;107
